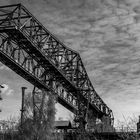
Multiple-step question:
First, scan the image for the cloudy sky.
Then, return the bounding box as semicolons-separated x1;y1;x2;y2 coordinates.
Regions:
0;0;140;126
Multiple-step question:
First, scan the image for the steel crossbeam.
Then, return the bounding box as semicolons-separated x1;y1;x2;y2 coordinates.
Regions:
0;4;114;127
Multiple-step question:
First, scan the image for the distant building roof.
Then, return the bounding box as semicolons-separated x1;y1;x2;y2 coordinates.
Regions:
54;121;72;129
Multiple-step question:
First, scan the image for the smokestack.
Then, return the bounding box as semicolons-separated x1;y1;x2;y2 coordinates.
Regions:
20;87;27;128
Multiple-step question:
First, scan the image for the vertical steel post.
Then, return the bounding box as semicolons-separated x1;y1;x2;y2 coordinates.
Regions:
20;87;27;128
32;87;36;122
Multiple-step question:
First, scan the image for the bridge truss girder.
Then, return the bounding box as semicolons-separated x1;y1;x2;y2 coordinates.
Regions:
0;4;114;129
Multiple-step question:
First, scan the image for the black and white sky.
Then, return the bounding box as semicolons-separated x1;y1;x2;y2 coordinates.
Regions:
0;0;140;126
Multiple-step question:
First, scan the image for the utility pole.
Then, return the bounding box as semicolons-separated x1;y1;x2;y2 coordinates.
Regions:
20;87;27;128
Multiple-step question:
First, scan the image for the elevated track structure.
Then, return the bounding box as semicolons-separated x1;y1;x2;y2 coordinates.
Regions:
0;4;113;131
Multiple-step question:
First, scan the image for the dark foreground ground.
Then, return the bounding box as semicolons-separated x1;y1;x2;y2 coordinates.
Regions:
0;131;137;140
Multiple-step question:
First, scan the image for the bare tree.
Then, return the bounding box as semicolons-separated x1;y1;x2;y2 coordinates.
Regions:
115;116;138;140
19;89;56;140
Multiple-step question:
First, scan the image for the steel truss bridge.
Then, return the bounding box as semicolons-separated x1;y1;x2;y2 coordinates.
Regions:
0;4;114;130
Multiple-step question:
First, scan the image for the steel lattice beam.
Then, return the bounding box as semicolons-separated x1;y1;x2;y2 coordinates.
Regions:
0;31;77;113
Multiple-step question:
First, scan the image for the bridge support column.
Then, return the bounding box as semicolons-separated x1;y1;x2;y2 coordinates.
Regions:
86;113;114;132
100;115;114;132
74;98;87;132
86;110;97;132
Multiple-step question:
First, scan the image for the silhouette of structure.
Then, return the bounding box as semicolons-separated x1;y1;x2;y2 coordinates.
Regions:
0;85;3;113
137;116;140;139
0;4;114;131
